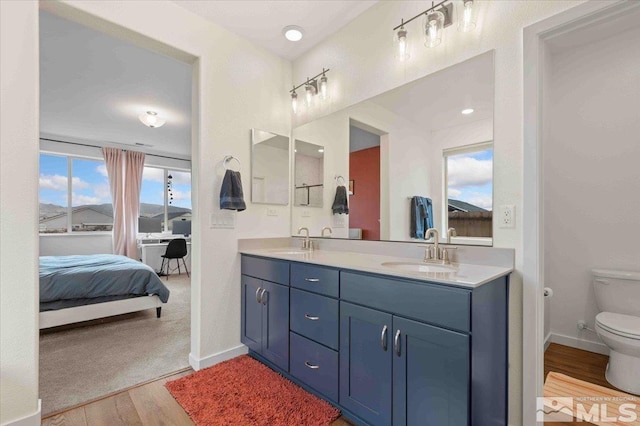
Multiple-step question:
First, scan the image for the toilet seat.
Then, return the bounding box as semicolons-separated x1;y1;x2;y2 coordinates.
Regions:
596;312;640;340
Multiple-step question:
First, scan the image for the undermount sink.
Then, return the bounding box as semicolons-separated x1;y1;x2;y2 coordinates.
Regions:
381;262;456;273
268;249;310;255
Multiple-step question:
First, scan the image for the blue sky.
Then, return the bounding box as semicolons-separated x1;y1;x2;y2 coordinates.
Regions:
446;148;493;211
39;154;191;209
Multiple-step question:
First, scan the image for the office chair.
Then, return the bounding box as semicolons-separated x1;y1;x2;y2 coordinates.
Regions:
159;238;189;280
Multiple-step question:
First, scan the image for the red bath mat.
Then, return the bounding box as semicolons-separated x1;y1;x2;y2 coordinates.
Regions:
165;355;341;425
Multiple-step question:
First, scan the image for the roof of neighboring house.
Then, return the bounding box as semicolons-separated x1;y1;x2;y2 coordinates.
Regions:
152;211;192;221
39;206;113;222
447;199;488;213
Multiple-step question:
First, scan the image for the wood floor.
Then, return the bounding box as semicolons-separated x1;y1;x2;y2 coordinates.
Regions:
42;342;616;425
41;369;353;426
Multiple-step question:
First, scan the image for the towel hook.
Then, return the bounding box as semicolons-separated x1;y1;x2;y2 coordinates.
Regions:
223;155;241;171
335;175;345;185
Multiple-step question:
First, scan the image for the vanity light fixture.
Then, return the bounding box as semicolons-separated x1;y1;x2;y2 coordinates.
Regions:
138;111;166;128
461;108;474;115
289;68;330;114
283;25;304;42
393;0;476;61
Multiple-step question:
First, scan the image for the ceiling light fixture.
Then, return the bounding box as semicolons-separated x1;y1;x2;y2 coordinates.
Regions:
283;25;304;42
461;108;475;115
289;68;330;114
138;111;166;128
392;0;477;61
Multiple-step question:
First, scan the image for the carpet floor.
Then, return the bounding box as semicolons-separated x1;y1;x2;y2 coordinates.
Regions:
166;355;341;426
39;274;190;416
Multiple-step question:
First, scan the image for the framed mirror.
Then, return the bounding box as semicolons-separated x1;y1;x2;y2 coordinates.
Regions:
294;139;324;207
251;129;290;205
291;51;494;245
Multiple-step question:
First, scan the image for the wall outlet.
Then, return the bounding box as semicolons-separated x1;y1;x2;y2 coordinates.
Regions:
266;208;278;217
210;212;236;229
499;205;515;228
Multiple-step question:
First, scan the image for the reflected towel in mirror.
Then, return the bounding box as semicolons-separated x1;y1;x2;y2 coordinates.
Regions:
332;185;349;214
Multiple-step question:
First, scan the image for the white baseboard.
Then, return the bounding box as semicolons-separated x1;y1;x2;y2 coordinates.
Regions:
189;345;248;371
1;399;41;426
549;332;609;356
544;332;552;352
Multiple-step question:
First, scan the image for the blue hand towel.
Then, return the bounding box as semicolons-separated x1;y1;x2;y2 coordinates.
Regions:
332;185;349;214
410;196;433;239
219;170;246;211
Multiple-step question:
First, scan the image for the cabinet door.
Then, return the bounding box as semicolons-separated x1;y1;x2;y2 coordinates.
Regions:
261;280;290;371
241;275;263;353
340;302;393;426
393;316;469;426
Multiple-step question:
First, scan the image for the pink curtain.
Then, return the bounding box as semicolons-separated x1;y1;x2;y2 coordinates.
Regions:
123;151;145;258
102;147;126;255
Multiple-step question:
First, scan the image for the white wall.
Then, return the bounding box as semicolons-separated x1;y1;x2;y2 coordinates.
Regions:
2;0;292;423
1;1;40;424
292;1;588;424
544;27;640;353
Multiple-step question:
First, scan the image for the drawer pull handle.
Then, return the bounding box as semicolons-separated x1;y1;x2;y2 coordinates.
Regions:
394;330;401;356
381;325;388;351
255;287;262;304
304;314;320;321
305;361;320;370
304;278;320;282
260;289;268;305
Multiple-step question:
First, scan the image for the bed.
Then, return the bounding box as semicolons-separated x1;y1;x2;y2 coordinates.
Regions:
39;254;171;329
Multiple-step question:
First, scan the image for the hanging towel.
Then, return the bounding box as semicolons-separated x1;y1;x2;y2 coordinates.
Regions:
219;170;246;211
332;185;349;214
410;196;433;239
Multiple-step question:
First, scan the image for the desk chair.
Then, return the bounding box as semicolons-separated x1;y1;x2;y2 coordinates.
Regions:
159;238;189;280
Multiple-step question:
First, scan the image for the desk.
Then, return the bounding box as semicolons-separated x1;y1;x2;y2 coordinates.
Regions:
138;240;191;274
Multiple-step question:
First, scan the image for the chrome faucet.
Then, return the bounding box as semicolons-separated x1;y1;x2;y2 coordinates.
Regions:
298;227;313;250
321;226;333;237
446;227;457;244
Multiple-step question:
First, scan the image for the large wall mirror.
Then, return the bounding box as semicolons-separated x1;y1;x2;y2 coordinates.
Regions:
251;129;290;205
294;139;325;207
291;51;494;245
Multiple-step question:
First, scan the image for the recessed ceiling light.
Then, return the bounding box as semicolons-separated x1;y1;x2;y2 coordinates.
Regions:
283;25;304;42
461;108;475;115
139;111;166;128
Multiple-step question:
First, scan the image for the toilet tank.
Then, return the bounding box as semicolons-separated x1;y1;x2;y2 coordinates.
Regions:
592;269;640;316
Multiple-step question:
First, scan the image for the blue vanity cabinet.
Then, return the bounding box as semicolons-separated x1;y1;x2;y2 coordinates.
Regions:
240;256;290;372
339;302;393;426
392;316;469;426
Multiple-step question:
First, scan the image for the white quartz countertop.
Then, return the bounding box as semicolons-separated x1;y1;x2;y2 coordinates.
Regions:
240;248;513;289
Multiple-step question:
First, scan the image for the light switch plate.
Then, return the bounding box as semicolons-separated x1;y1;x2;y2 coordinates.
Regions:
499;205;515;228
266;208;278;217
210;212;236;229
332;214;346;228
301;210;311;218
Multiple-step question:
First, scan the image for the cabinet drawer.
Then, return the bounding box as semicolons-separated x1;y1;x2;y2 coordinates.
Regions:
290;289;339;350
290;332;338;402
291;263;339;297
341;272;471;332
241;255;289;285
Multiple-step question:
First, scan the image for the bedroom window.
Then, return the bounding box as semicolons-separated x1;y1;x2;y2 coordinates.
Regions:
39;154;113;233
140;166;191;232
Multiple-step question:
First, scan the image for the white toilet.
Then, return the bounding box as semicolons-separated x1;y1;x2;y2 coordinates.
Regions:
592;269;640;395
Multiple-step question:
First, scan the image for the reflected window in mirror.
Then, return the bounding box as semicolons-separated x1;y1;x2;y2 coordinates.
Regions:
294;140;324;207
443;142;493;239
251;129;290;205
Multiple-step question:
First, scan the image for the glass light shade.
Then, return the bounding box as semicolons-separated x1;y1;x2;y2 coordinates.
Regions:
424;10;444;48
305;84;314;106
458;0;476;33
138;111;165;128
319;75;328;100
291;91;298;114
394;27;410;62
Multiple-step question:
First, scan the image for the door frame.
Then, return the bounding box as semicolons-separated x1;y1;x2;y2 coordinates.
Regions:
521;1;638;423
